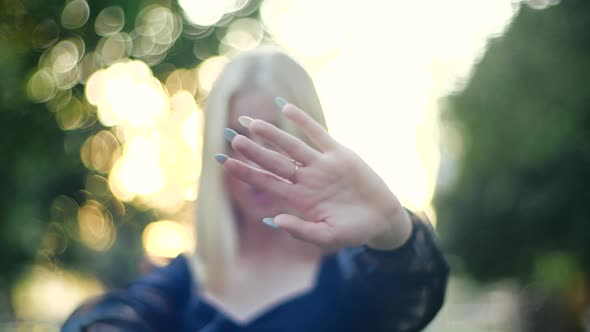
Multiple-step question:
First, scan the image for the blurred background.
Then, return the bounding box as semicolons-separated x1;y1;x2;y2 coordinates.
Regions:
0;0;588;330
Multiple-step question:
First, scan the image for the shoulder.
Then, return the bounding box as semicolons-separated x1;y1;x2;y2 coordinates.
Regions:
62;254;194;332
131;254;193;304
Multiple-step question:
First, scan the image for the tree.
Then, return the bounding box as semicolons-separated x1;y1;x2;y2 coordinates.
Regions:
435;0;590;330
0;0;261;317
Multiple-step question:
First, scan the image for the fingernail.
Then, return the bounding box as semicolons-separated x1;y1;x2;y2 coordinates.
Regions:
224;128;237;142
262;217;281;229
238;116;253;128
214;153;228;164
275;97;288;110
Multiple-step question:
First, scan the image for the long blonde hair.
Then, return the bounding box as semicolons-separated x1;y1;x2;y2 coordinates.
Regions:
193;48;327;291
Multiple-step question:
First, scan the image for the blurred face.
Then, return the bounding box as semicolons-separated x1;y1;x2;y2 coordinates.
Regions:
224;90;288;226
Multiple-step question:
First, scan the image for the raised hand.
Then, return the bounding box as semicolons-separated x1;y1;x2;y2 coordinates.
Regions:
215;98;412;251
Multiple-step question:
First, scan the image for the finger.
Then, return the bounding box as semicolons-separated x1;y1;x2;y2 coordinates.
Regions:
245;118;320;164
272;214;337;248
279;100;338;152
230;133;299;181
217;154;293;198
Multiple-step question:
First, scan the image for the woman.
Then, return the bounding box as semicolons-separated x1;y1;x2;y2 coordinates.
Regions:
63;48;449;332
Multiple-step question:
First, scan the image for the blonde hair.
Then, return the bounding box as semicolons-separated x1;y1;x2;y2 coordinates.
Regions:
193;48;327;291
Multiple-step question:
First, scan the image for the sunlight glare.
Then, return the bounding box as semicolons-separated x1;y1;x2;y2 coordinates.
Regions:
109;135;166;198
142;220;193;260
197;55;229;93
262;0;519;218
179;0;250;26
12;266;103;321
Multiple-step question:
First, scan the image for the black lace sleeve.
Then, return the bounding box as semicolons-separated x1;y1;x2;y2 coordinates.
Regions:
336;210;450;331
61;255;192;332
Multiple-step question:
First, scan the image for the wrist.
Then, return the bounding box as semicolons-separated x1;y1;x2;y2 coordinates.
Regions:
366;207;413;250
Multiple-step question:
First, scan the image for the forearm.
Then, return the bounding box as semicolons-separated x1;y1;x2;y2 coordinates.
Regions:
340;213;449;331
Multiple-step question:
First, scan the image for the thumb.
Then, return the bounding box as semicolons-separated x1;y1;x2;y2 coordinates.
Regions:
272;214;335;248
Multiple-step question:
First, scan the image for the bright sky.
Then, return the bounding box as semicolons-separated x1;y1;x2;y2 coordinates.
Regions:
262;0;518;217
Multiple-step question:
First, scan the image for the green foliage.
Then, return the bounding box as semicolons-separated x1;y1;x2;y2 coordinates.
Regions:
533;252;582;292
0;0;260;316
435;0;590;283
0;0;149;309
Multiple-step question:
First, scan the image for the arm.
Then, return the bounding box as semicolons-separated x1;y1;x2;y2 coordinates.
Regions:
219;99;449;329
61;294;157;332
338;210;449;331
61;256;190;332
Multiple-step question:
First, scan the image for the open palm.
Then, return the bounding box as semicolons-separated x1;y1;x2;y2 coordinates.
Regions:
218;99;411;250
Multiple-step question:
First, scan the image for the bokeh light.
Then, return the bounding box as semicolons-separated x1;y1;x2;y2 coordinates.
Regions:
142;220;193;261
50;40;80;74
84;60;203;213
179;0;250;26
27;68;56;103
55;95;84;130
60;0;90;30
97;32;132;65
46;89;72;112
219;18;264;56
95;6;125;37
32;19;60;50
184;24;215;42
260;0;346;58
86;60;168;127
77;200;116;251
39;222;69;257
28;31;90;104
196;55;229;93
12;266;103;322
78;51;104;84
85;175;113;199
109;135;167;198
80;130;121;173
165;68;198;97
50;195;79;240
130;5;183;65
